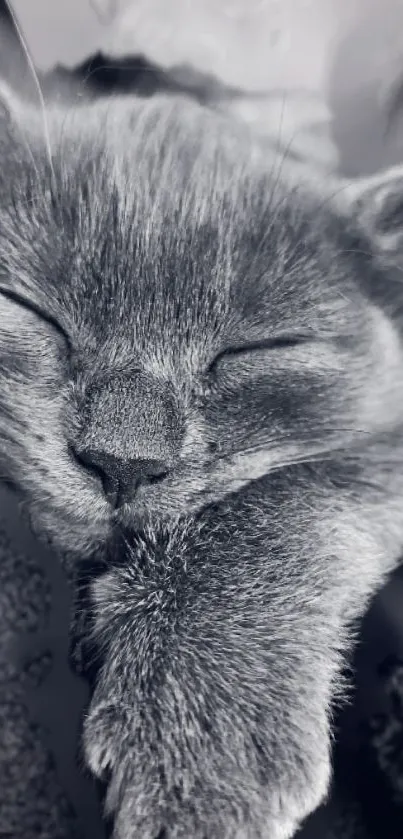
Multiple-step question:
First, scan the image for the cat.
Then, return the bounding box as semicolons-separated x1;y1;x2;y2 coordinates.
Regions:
2;69;403;839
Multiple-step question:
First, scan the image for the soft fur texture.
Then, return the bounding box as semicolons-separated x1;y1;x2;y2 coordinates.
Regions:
2;83;403;839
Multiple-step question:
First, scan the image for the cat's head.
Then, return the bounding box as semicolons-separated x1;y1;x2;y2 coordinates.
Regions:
0;84;402;555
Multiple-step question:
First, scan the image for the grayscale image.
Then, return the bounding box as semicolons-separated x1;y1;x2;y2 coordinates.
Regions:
1;3;403;839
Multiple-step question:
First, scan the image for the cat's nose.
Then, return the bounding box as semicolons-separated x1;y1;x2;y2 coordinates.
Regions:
72;447;169;508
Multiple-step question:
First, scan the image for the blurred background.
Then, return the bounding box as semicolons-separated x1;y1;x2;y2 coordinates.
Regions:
11;0;403;174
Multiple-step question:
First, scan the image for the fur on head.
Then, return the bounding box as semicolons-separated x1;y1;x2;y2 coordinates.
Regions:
2;70;403;838
0;83;402;555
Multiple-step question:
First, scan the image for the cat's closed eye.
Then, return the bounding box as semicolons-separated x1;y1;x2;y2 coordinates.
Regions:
207;334;314;376
0;285;71;351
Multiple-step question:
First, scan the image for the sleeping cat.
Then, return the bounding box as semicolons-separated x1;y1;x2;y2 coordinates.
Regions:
2;77;403;839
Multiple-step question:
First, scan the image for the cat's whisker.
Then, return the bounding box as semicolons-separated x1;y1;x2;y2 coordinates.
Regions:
5;1;55;186
218;426;375;460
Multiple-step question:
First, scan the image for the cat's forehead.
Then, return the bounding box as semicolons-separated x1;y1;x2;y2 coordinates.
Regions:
0;97;358;372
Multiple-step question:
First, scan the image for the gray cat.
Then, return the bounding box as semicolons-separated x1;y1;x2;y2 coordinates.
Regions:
1;76;403;839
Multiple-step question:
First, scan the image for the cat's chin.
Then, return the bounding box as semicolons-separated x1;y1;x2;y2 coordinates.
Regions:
28;501;182;559
110;473;222;527
16;475;214;558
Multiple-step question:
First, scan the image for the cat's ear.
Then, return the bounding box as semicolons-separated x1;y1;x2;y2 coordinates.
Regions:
340;166;403;264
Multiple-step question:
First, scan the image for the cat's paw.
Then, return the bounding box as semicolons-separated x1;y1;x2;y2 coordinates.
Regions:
84;683;330;839
82;538;335;839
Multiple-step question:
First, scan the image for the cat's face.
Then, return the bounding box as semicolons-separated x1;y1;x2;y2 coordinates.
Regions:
0;93;400;554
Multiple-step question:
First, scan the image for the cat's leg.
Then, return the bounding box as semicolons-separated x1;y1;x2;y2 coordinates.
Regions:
82;452;403;839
